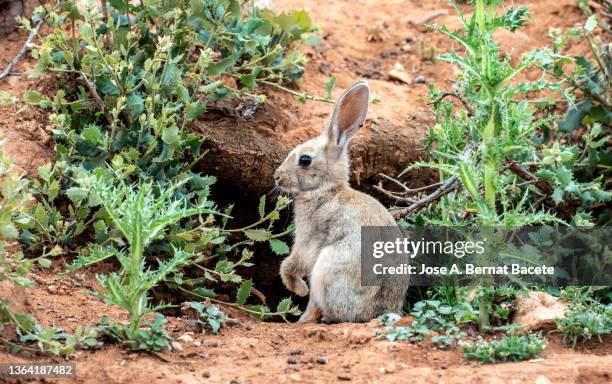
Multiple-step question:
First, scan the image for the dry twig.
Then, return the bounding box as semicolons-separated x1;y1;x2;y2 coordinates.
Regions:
429;91;475;116
0;20;44;81
78;72;113;125
504;160;553;195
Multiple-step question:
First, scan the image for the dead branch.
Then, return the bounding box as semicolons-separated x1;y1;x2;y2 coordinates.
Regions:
373;182;418;203
411;11;448;25
429;91;475;116
504;160;553;195
387;143;477;220
0;20;44;81
391;176;460;220
78;72;113;125
378;173;444;194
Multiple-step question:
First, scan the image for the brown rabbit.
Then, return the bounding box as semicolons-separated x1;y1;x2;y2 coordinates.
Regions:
273;81;407;323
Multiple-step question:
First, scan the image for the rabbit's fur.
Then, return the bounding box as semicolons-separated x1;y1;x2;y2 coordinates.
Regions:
274;81;407;323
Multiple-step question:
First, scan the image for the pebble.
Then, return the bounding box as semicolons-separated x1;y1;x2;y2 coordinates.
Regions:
413;75;427;84
389;69;411;84
201;372;210;378
287;357;298;365
338;375;352;381
289;348;304;355
177;334;194;343
315;356;328;365
171;341;183;352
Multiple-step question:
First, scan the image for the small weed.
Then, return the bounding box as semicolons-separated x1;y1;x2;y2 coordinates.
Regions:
460;333;547;363
97;315;171;352
183;301;228;334
555;300;611;348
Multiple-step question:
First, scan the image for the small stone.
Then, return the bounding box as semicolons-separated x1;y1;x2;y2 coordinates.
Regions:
534;376;551;384
288;373;303;382
413;75;427;84
441;364;448;370
171;341;183;352
289;348;304;355
202;372;210;378
315;356;328;365
385;363;396;373
194;340;202;347
401;44;412;52
338;375;352;381
287;357;298;365
388;69;411;84
178;334;194;343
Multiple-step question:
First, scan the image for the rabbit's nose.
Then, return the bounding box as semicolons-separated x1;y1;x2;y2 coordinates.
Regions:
273;170;281;181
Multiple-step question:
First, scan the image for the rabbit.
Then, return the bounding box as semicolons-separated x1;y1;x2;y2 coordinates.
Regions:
273;81;408;323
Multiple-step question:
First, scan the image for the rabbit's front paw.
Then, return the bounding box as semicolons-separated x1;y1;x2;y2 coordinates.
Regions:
293;277;309;297
282;270;309;296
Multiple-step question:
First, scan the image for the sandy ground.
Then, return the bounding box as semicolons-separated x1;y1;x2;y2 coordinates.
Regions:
0;0;610;383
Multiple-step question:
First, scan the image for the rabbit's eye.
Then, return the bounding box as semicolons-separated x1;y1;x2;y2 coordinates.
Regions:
298;155;312;167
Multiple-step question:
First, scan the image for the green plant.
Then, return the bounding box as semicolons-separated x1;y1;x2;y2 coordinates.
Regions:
534;18;610;224
76;175;215;342
378;0;610;330
4;0;311;341
460;332;547;363
183;301;228;333
97;314;171;352
555;298;611;348
0;149;99;355
380;299;471;348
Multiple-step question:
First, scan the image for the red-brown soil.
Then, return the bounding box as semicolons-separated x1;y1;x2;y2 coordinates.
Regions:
0;0;610;383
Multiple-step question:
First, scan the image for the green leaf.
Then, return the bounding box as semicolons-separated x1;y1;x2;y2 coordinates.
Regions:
126;93;144;121
552;188;564;205
77;23;94;42
276;297;292;313
584;15;597;32
258;195;266;219
325;76;336;99
244;229;272;241
192;287;216;299
65;187;89;203
38;258;52;268
185;100;206;122
207;54;237;76
82;125;103;145
269;239;290;255
162;125;179;145
236;280;253;305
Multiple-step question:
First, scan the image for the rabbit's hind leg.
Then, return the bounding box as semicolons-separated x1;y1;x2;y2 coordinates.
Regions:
297;299;322;323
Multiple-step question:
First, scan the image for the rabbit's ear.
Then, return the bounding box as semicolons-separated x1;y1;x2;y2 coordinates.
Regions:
324;81;370;150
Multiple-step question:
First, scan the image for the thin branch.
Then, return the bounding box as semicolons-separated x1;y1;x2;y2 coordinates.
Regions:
385;143;477;220
0;20;44;81
378;173;444;194
411;11;449;25
392;176;460;220
504;160;552;195
373;183;418;203
78;72;113;125
429;91;475;116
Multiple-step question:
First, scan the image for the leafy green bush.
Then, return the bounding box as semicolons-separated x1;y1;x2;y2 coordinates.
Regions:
0;149;99;355
380;0;610;331
555;295;611;348
460;333;546;363
0;0;313;351
380;299;473;348
535;17;610;224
